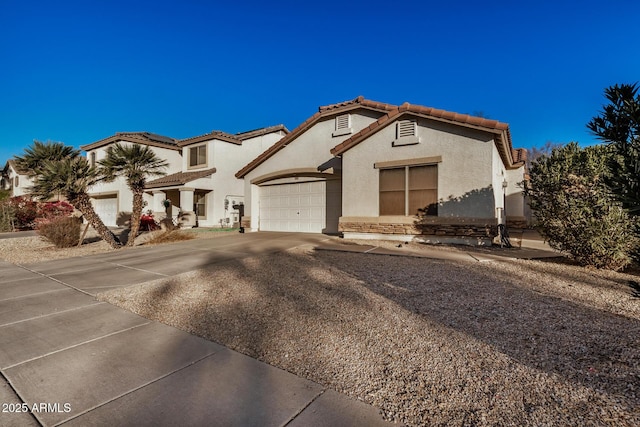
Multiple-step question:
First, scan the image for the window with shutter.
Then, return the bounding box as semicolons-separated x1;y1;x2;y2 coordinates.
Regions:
379;164;438;216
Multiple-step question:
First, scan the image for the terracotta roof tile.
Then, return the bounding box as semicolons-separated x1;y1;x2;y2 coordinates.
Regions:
512;148;527;164
6;159;29;175
145;167;217;189
178;131;241;147
81;132;180;152
235;124;289;140
331;103;524;169
178;125;289;147
235;97;395;178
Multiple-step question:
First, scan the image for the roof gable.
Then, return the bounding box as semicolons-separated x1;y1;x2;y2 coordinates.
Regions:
178;124;289;147
81;132;180;152
331;103;525;169
235;97;395;178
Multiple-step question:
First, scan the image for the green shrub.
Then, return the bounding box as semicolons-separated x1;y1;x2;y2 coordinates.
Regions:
525;142;639;271
37;216;82;248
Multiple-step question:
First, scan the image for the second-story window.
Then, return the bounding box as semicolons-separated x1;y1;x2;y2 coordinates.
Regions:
90;152;96;168
189;145;207;168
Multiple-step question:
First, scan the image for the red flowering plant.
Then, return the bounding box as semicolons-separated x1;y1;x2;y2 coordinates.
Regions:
7;196;38;229
139;211;159;231
34;201;75;229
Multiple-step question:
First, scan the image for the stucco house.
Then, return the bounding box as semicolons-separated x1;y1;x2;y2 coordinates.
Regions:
236;97;527;244
81;132;184;227
81;126;287;228
1;160;33;197
144;125;287;228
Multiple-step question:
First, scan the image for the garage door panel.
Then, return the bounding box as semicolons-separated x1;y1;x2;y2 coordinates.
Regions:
260;181;335;233
92;197;117;227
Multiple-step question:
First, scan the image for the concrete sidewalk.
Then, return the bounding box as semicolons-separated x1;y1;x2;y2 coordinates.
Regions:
0;233;393;427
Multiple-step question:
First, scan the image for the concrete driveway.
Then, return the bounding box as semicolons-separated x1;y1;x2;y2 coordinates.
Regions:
0;232;392;427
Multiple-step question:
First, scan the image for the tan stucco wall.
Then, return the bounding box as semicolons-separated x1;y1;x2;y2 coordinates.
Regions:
179;131;285;227
243;110;383;230
341;118;496;219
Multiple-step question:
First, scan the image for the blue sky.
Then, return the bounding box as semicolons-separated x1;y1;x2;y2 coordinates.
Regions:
1;0;639;164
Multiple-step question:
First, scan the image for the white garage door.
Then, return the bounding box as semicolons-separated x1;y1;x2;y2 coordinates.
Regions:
260;181;326;233
92;196;118;227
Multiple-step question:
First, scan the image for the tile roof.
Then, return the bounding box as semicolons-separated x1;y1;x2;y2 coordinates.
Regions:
178;131;242;147
512;148;527;163
235;124;289;140
81;132;180;152
145;167;217;189
235;97;395;178
331;102;525;169
6;159;29;175
177;124;289;147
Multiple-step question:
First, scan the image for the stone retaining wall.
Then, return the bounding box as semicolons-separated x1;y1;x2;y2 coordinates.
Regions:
339;217;497;239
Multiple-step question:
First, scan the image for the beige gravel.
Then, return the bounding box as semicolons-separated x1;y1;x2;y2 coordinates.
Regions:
96;245;640;426
0;229;237;264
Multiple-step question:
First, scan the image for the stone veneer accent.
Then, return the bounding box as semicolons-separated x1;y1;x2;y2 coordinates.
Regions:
240;216;251;229
506;216;529;230
339;216;498;239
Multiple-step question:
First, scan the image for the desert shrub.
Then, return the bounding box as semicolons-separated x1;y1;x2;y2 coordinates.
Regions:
0;201;16;232
159;217;181;231
525;142;639;270
7;196;38;229
37;216;82;248
145;230;194;245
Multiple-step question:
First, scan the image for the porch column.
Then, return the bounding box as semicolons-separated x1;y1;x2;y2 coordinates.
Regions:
179;187;196;228
152;190;167;220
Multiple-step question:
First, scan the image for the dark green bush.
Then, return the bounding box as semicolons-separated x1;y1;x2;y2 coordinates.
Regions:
525;143;639;271
37;216;82;248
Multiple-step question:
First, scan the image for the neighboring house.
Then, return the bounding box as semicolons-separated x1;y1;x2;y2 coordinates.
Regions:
145;125;287;227
81;126;287;228
1;160;33;197
81;132;184;227
236;97;527;244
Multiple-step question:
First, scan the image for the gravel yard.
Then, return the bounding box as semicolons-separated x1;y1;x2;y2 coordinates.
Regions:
96;244;640;426
0;229;236;264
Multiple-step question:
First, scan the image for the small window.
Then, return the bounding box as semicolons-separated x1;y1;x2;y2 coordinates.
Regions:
194;191;207;218
393;120;420;146
379;164;437;216
332;114;352;137
14;176;19;187
90;152;96;168
189;145;207;168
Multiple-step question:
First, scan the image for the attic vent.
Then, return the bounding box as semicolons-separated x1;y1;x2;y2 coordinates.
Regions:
393;120;420;147
336;114;350;130
332;114;353;137
397;120;416;138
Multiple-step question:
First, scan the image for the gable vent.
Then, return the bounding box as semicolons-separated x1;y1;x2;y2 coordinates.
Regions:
336;114;350;130
397;120;416;138
332;114;353;137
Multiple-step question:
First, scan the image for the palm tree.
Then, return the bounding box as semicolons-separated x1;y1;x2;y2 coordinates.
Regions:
14;140;81;175
99;143;168;246
30;157;122;249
